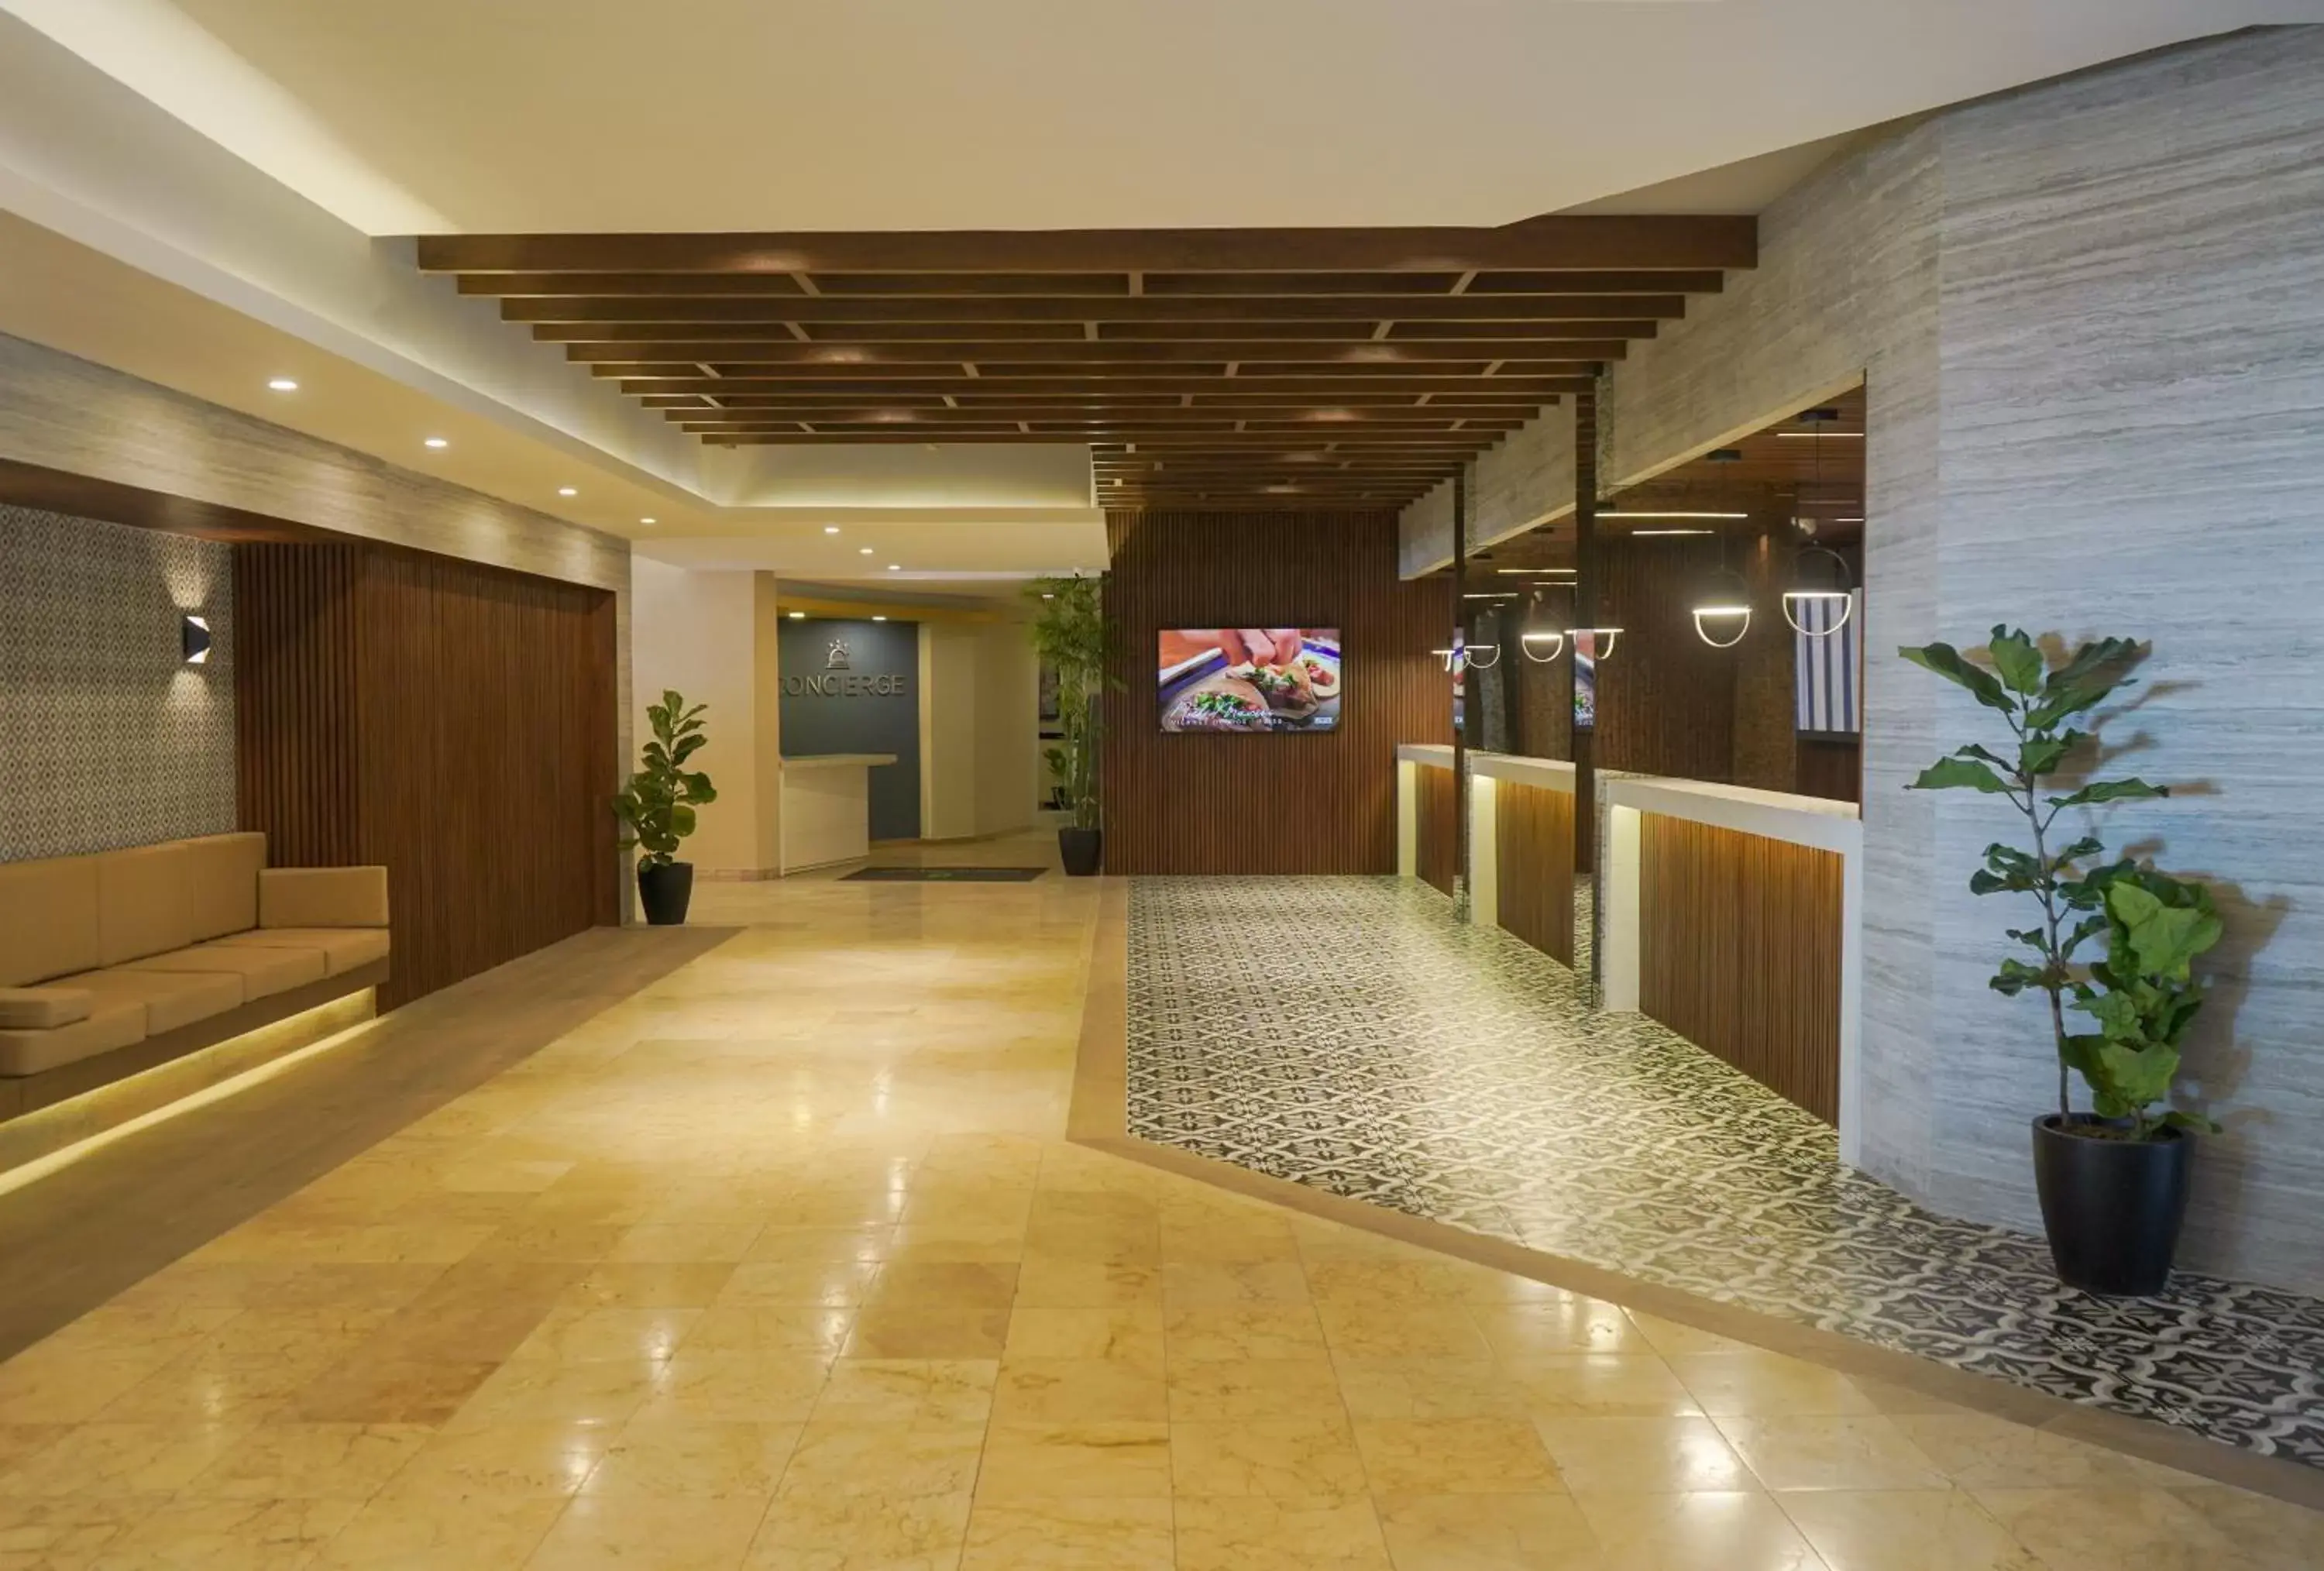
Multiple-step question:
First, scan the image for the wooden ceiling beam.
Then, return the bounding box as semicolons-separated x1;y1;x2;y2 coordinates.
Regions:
535;319;1653;345
505;294;1682;324
462;268;1723;298
416;217;1755;275
617;376;1590;397
567;339;1627;365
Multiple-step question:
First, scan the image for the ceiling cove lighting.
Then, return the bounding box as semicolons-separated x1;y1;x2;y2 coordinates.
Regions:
1497;567;1575;576
1632;528;1713;537
872;615;889;622
180;615;211;665
1783;545;1859;638
266;377;298;392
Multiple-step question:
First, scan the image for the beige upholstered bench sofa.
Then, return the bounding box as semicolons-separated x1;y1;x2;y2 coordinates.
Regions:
0;832;390;1122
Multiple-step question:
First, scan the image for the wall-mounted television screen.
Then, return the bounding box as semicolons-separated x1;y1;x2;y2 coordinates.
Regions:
1158;628;1342;733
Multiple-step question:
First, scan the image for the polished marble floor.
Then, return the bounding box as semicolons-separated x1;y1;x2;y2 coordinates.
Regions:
1127;877;2324;1471
0;843;2316;1568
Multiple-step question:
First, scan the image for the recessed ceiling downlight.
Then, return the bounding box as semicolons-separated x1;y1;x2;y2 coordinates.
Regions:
423;437;449;449
266;377;298;392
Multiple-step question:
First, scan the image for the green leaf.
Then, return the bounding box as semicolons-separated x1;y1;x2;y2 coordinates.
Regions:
2042;637;2138;696
2047;779;2168;810
2060;913;2109;960
669;804;696;838
1900;642;2015;713
1910;757;2014;794
1989;628;2045;695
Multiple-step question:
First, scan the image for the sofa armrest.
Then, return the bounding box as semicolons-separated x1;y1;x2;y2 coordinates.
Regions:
0;987;91;1030
260;867;390;930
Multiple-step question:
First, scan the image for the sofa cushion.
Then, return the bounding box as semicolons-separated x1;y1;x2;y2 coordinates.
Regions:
0;1004;147;1078
177;833;267;943
0;855;101;988
0;988;92;1030
260;867;390;930
210;927;390;978
60;967;245;1035
96;844;196;967
127;944;326;1001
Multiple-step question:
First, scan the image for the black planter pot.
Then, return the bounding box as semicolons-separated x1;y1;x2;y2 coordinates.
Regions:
637;860;696;926
2030;1113;2192;1296
1058;827;1103;878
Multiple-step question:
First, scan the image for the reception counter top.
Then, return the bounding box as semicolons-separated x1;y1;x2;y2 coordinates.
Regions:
779;753;897;874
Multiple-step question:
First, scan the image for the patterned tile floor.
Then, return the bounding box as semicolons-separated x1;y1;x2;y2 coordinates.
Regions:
1126;877;2324;1470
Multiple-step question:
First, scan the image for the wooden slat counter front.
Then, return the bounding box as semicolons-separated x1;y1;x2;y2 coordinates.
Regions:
1396;747;1577;967
1600;776;1863;1161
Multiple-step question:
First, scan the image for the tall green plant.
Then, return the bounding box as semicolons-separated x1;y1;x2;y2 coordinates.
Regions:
1901;627;2219;1135
614;690;717;868
1027;575;1105;831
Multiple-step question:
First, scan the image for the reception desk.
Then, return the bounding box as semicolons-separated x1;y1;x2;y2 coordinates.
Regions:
1396;746;1578;964
779;753;896;874
1600;775;1862;1159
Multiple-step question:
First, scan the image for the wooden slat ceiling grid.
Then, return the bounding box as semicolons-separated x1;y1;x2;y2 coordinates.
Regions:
418;219;1752;509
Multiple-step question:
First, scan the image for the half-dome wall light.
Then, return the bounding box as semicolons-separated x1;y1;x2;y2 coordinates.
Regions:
1782;545;1858;637
1564;627;1622;658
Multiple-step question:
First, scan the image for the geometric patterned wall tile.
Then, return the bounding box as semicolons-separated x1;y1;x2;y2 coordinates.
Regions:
0;504;235;861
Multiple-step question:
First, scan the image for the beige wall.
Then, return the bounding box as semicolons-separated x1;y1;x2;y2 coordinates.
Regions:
917;616;1041;842
628;559;763;876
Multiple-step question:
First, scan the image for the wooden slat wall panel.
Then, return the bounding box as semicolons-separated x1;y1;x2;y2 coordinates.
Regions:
235;542;619;1009
1494;781;1575;964
1595;535;1737;783
1796;737;1864;804
1101;510;1450;874
1638;813;1843;1123
1416;765;1459;897
235;545;363;866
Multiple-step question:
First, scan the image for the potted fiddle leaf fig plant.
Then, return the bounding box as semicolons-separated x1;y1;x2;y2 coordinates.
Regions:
1902;627;2220;1295
1027;573;1106;875
614;689;717;924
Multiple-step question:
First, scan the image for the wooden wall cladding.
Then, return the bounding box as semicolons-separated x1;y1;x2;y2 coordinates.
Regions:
1796;737;1864;805
1101;510;1450;875
1638;812;1843;1123
235;542;619;1009
1494;781;1575;964
1416;765;1459;897
1595;535;1738;783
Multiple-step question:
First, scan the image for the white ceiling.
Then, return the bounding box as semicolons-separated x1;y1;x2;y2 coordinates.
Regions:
5;0;2310;235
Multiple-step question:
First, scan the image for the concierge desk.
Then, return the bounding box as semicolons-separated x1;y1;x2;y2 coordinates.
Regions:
1600;776;1862;1159
779;753;896;875
1396;745;1578;965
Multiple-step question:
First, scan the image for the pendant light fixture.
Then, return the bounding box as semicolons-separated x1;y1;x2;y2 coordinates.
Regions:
1782;545;1858;636
1518;585;1567;662
1564;627;1622;658
1690;531;1753;648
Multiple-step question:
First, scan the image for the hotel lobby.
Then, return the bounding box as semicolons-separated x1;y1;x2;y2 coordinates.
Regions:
3;6;2324;1567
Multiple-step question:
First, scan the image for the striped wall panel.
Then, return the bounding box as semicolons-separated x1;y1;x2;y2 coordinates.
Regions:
236;542;619;1009
1101;510;1450;875
1638;813;1844;1123
1494;780;1576;964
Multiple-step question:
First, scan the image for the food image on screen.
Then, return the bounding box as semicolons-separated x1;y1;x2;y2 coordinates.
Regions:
1158;628;1342;733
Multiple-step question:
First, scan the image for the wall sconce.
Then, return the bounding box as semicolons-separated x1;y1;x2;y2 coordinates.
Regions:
180;614;212;665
